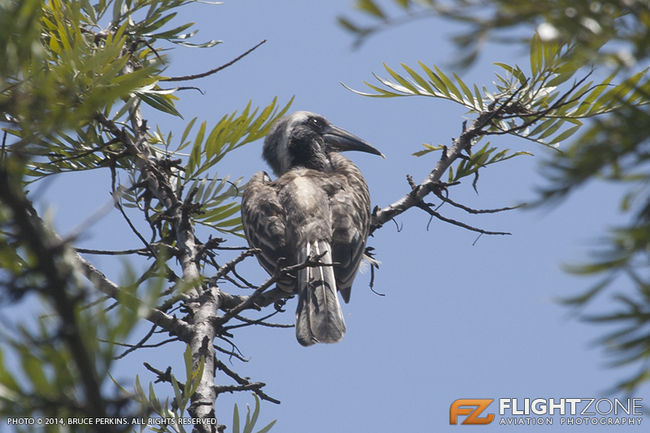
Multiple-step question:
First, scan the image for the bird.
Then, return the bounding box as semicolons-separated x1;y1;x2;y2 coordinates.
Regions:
241;111;383;346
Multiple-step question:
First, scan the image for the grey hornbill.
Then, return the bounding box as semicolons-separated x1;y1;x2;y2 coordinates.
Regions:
241;111;383;346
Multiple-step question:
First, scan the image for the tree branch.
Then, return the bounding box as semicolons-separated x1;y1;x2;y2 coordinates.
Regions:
214;359;280;405
0;168;115;431
370;82;529;234
75;253;193;341
162;40;267;82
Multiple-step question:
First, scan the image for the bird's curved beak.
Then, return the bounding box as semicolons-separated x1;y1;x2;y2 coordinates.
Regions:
323;125;385;158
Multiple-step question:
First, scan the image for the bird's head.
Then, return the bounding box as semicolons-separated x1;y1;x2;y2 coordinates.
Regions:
263;111;383;176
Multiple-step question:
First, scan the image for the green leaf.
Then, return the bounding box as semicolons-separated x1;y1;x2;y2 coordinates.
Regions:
171;375;184;409
178;117;198;151
548;124;581;145
141;11;177;34
373;71;415;95
193;121;208;155
149;382;162;412
112;0;125;25
449;143;532;182
494;62;527;86
581;71;616;109
412;143;444;157
215;216;242;228
401;63;435;95
256;420;277;433
134;375;146;399
187;120;207;172
337;16;363;34
542;39;559;70
180;98;290;181
173;39;222;48
356;0;386;19
184;345;193;380
0;349;20;391
537;119;565;140
527;118;555;138
417;62;450;98
558;276;614;305
547;71;577;87
594;68;648;110
113;96;138;121
355;81;402;97
22;353;50;392
233;404;241;433
243;394;260;433
201;202;240;223
151;22;194;39
473;83;484;110
453;72;475;106
383;63;418;93
137;92;182;117
434;66;463;101
530;33;542;76
187;355;205;398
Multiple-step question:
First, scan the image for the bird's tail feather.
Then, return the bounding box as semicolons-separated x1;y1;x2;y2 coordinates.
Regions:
295;240;346;346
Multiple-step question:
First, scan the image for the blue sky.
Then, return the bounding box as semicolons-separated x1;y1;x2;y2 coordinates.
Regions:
7;1;649;432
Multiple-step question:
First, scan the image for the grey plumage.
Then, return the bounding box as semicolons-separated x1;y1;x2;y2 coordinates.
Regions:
241;111;382;346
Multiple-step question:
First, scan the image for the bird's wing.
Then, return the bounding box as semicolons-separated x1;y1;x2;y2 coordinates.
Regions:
241;171;292;291
326;154;372;303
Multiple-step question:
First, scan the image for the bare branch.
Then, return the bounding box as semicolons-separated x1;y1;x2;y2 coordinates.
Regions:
416;202;511;236
214;359;280;405
162;40;267;82
143;362;179;387
75;247;149;255
218;287;288;312
113;324;157;359
223;310;293;331
433;188;524;214
214;344;248;362
210;248;259;283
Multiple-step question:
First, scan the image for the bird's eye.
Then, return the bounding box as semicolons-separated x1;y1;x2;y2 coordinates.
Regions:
309;117;322;128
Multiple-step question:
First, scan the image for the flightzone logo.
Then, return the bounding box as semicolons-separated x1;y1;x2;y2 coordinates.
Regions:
450;398;644;426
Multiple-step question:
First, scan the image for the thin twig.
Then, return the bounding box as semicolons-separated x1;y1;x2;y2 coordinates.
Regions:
161;40;267;82
210;248;259;283
214;344;248;362
217;255;334;325
143;362;181;387
370;80;531;233
75;247;149;255
432;188;523;214
223;310;293;331
214;358;280;405
417;202;511;235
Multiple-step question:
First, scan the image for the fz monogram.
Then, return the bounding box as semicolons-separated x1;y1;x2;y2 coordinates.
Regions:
450;399;495;425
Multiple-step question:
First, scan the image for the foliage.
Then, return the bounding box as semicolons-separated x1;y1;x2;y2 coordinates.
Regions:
231;395;276;433
180;98;293;234
347;34;646;184
0;0;284;431
339;0;649;67
552;102;650;393
341;0;650;393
